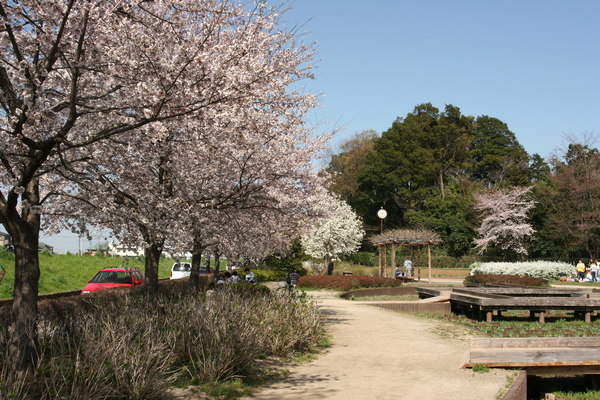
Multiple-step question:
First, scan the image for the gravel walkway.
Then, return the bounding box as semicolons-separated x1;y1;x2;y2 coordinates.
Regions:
242;290;511;400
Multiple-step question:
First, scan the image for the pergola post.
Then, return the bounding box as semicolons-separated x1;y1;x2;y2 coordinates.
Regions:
378;245;383;277
417;247;421;282
391;243;396;277
428;244;432;283
383;245;388;277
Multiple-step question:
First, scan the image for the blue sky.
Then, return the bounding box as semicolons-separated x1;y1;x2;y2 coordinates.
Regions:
284;0;599;157
40;0;600;253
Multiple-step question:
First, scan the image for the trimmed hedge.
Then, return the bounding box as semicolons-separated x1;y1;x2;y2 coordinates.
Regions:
298;275;401;291
464;274;549;287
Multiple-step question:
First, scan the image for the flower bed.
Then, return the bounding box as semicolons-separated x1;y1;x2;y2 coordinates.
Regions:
470;261;574;281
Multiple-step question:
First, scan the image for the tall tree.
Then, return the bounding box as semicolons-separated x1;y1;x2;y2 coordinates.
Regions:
469;116;530;186
542;137;600;258
357;103;473;228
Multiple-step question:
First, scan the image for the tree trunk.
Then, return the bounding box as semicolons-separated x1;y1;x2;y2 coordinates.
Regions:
144;240;163;300
189;241;205;293
3;180;42;374
212;249;221;279
8;225;40;374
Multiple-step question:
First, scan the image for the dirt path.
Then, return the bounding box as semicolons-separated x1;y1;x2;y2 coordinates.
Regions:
242;290;511;400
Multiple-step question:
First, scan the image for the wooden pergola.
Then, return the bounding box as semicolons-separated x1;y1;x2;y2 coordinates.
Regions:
371;229;442;283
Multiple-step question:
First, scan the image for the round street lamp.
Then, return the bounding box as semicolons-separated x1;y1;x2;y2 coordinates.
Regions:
377;207;387;234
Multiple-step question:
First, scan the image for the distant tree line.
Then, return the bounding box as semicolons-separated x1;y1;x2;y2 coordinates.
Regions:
327;103;600;261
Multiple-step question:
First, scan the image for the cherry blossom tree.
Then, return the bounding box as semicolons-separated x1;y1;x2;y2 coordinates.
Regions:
473;186;536;256
0;0;324;372
301;197;365;264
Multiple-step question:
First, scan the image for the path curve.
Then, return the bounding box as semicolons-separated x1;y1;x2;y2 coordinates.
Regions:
243;290;511;400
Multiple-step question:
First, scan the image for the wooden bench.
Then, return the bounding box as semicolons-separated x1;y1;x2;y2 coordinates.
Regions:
461;337;600;376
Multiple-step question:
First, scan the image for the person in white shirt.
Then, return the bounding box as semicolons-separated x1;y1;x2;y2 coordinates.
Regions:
244;268;256;283
403;257;413;277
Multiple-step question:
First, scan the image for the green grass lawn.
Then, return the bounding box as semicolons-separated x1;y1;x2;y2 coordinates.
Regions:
0;252;175;299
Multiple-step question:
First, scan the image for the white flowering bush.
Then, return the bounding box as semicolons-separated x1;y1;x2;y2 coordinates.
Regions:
470;261;575;281
302;197;365;260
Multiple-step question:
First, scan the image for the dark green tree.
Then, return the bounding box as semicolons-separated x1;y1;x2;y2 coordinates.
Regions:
470;116;530;187
405;188;477;258
356;103;474;229
261;238;306;273
528;153;551;183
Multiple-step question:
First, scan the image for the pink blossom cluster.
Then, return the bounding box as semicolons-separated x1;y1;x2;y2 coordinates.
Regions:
1;0;334;289
473;186;536;255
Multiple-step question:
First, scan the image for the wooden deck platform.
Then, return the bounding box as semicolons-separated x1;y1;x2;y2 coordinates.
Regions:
461;337;600;375
416;286;600;323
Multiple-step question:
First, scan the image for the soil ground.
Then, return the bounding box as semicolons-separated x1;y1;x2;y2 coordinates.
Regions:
170;279;512;400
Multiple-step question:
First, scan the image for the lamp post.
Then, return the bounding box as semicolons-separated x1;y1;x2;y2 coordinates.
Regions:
377;207;387;277
377;207;387;234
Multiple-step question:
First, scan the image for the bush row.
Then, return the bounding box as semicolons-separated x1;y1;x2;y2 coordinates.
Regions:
0;283;321;399
464;274;549;287
298;275;402;291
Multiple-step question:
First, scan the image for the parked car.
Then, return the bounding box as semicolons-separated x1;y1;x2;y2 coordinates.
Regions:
170;262;208;279
81;267;144;294
171;262;192;279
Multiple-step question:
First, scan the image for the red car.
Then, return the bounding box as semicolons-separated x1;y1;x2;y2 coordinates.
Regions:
81;267;144;294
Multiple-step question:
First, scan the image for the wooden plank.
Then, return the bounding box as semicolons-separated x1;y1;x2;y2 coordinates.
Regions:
418;292;451;303
470;337;600;349
523;365;600;376
469;347;600;365
460;363;600;376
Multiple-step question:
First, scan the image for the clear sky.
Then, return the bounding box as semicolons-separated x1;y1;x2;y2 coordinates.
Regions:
39;0;600;253
284;0;600;157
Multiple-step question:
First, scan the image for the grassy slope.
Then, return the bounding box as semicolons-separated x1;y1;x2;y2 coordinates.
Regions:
0;253;175;299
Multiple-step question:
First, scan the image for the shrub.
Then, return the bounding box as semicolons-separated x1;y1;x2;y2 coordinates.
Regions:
470;261;574;281
464;274;549;287
246;269;286;282
0;281;321;397
5;294;178;400
298;275;401;291
169;287;320;382
227;282;272;297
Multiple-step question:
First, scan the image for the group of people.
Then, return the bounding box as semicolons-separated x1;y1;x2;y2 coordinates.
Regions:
576;259;600;282
394;257;414;278
216;268;256;287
